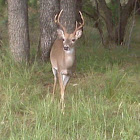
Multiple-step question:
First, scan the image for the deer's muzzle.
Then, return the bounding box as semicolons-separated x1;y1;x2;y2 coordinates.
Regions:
64;45;69;51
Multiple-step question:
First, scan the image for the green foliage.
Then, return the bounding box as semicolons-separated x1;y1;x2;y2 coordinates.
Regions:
0;0;5;6
0;0;6;15
28;0;38;8
82;0;98;21
108;0;120;25
82;0;94;14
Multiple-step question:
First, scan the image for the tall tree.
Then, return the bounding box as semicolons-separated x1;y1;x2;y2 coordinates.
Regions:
39;0;79;61
8;0;30;62
60;0;77;33
76;0;83;23
39;0;59;61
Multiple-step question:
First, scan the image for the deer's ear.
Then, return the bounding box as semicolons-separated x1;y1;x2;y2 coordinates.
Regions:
75;30;82;39
57;29;65;39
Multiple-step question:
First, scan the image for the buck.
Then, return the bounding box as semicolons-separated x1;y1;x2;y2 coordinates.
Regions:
50;10;84;111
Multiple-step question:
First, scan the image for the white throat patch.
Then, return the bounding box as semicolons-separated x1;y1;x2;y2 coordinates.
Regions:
65;48;75;54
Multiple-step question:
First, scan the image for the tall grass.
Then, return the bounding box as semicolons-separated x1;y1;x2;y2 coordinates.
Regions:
0;10;140;140
0;39;140;140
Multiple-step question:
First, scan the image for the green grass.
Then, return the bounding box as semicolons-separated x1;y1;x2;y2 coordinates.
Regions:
0;42;140;140
0;9;140;140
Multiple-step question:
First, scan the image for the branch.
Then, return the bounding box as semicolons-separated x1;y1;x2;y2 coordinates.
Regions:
95;0;106;46
82;10;105;46
124;0;136;7
97;0;113;27
82;11;96;20
97;0;116;42
122;0;136;14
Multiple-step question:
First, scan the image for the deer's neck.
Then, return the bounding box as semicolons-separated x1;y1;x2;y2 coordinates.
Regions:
65;47;75;55
64;48;76;68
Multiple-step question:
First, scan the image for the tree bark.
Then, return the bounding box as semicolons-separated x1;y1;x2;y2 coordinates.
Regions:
76;0;82;23
8;0;30;62
118;0;136;44
60;0;76;33
98;0;115;42
39;0;59;61
97;0;136;46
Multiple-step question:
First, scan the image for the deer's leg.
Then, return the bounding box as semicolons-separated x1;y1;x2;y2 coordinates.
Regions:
52;68;57;95
61;75;70;111
62;74;70;88
58;72;65;111
57;73;68;112
62;75;70;111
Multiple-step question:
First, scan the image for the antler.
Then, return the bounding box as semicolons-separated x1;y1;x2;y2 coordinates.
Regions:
55;10;84;34
73;11;84;34
54;9;67;33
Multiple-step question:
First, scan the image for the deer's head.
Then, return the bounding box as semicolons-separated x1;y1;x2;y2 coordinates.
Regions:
55;10;84;51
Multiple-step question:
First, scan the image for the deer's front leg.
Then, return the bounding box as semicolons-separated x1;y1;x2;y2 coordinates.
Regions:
58;72;65;112
52;68;57;95
58;72;70;112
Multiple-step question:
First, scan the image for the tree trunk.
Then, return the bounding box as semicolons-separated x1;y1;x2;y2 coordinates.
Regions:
39;0;59;61
60;0;76;33
8;0;30;62
98;0;115;44
98;0;136;47
117;0;136;44
76;0;82;23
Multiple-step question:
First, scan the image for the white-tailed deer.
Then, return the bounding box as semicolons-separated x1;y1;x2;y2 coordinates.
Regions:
50;10;84;111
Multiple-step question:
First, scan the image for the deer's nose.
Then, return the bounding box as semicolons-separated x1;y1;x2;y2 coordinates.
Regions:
64;45;69;51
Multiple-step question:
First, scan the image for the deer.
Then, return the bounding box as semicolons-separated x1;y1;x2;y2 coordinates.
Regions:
50;9;84;111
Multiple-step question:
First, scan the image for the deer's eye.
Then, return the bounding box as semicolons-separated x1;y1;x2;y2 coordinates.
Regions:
72;39;75;42
62;39;65;42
